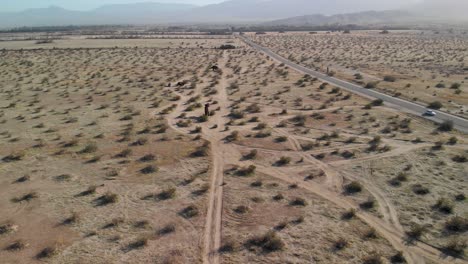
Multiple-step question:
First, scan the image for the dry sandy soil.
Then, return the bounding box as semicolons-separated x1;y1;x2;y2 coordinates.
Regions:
250;30;468;118
0;35;466;264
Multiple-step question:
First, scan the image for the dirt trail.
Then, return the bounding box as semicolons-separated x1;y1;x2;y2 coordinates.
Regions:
163;51;230;264
201;52;231;264
161;51;463;264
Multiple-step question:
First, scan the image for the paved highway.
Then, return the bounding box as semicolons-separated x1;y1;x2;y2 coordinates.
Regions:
238;35;468;133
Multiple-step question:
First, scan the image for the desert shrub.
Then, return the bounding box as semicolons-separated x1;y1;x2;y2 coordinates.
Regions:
234;205;249;214
372;99;384;106
36;246;58;259
62;212;80;225
275;136;287;143
192;142;210;157
0;223;16;235
251;180;263;187
455;193;466;201
432;141;444;150
243;149;257;160
412;184;429;195
2;152;25;162
290;197;307;206
55;174;71;182
435;82;446;88
450;83;461;89
246;103;261;113
447;136;458;145
246;231;284;252
176;119;192;127
354;73;363;79
365;82;378;89
249;116;259;122
225;131;239;142
390;251;406;263
406;223;426;239
452;155;467;163
12;192;38;203
442;238;466;257
236;165;256;176
229;110;244;119
130;137;148;146
438;120;453;131
106;147;122;159
219;239;237;252
301;143;315;151
189;182;208;195
275;221;289;230
383;76;396;82
345;181;362;194
434;198;454;214
315;153;325;160
128;237;149;249
291;114;306;126
158;224;176;235
342;209;356;220
445;216;468;233
140;165;158;174
363;228;378;239
133;220;150;229
158;187;176;200
198;115;208;123
341;150;355;159
15;175;30;183
390;172;408;186
139;154;155;162
5;240;27;251
180;205;199;218
96;192;118;206
192;126;202;134
360;197;376;210
219;44;236;50
275;156;291;166
78;185;97;196
427;101;443;110
362;254;383;264
273;193;284;201
254;122;267;130
334;238;348;250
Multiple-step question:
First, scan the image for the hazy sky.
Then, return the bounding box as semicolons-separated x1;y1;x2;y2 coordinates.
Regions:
1;0;225;12
2;0;426;12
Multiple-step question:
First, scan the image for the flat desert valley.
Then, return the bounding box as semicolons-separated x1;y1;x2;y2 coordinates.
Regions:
0;31;466;264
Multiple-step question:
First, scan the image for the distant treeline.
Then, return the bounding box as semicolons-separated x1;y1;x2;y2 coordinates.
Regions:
0;25;233;34
0;24;413;34
0;25;125;33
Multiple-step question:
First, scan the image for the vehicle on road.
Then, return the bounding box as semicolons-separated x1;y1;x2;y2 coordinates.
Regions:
423;110;437;116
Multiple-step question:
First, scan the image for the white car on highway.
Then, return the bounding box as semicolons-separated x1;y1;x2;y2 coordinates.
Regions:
424;110;436;116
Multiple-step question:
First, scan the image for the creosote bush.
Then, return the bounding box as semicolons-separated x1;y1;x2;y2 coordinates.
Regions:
345;181;362;194
96;192;118;206
246;231;285;252
180;205;199;218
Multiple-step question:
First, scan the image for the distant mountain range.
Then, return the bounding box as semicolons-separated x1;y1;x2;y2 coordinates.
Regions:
0;0;466;28
263;11;418;27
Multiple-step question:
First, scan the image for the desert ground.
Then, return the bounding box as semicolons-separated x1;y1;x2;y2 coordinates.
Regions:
0;34;466;264
250;30;468;119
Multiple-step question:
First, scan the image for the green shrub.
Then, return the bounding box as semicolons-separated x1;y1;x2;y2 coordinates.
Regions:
246;231;285;252
427;101;443;110
438;120;454;131
345;181;362;194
